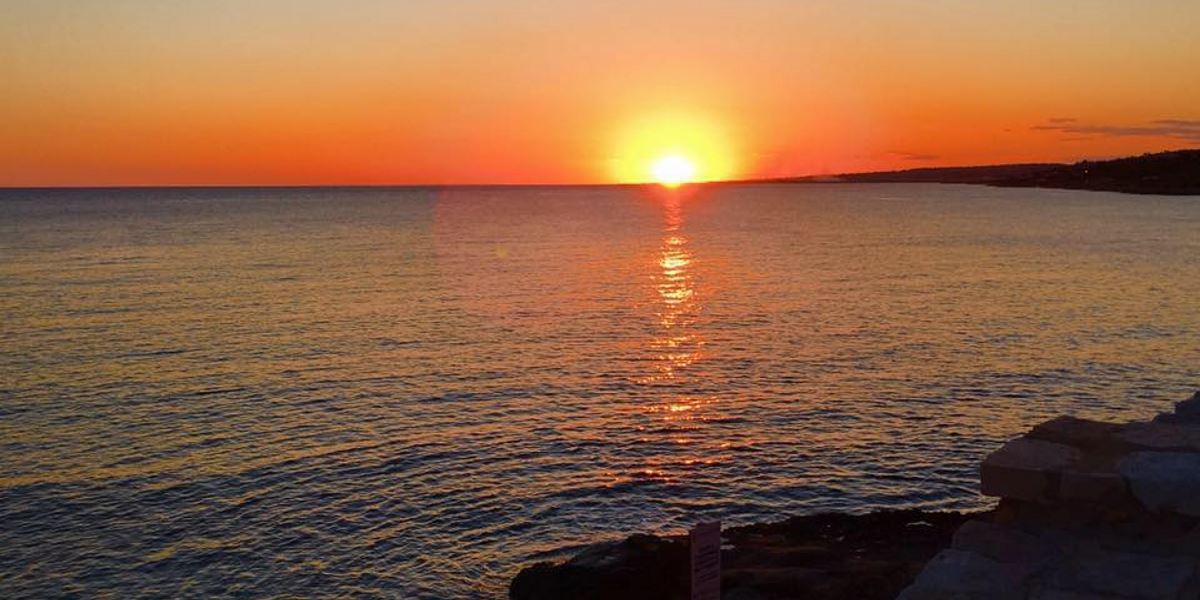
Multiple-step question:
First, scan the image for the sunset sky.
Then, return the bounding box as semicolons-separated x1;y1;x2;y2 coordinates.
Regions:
2;0;1198;186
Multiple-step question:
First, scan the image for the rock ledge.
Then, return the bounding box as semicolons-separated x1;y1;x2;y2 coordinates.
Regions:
902;391;1200;600
509;391;1200;599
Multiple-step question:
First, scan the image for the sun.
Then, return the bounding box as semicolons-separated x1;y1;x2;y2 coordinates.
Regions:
651;154;697;188
609;111;739;184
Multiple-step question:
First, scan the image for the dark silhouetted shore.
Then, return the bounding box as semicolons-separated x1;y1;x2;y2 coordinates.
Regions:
777;149;1200;195
510;509;982;600
511;391;1200;599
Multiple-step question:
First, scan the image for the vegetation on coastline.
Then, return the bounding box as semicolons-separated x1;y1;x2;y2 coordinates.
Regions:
990;149;1200;195
781;149;1200;195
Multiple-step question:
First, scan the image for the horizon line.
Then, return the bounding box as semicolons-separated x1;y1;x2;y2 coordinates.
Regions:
2;149;1192;191
0;163;1042;191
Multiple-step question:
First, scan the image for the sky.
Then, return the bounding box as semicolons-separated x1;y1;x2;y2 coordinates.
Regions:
2;0;1198;186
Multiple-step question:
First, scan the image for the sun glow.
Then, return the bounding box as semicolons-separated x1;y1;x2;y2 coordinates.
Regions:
651;155;696;187
609;111;739;184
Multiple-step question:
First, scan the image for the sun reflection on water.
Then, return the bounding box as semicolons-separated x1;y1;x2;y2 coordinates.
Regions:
631;190;729;484
643;193;704;384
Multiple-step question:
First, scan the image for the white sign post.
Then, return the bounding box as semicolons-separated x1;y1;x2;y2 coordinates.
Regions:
690;521;721;600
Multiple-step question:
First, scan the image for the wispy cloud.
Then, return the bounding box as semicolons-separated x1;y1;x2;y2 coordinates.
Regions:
1153;119;1200;128
1033;118;1200;143
887;151;941;162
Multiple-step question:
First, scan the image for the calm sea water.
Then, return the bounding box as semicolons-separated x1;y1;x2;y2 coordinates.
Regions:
1;184;1198;598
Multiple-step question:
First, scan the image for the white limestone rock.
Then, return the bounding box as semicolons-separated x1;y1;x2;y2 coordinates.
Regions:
1030;416;1122;450
981;438;1082;502
897;549;1035;600
1119;422;1200;452
1058;469;1128;504
951;520;1055;565
1048;548;1197;599
1118;451;1200;516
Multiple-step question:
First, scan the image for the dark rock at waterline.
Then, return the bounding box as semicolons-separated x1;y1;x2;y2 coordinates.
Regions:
510;533;689;600
509;509;987;600
512;392;1200;599
1154;391;1200;424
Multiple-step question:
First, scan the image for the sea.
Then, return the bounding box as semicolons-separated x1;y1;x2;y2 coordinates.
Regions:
1;183;1197;598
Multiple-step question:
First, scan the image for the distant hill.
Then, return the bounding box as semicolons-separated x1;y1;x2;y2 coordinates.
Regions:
776;149;1200;195
990;149;1200;195
793;163;1058;184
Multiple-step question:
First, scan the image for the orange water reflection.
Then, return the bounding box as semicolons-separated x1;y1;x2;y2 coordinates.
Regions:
631;189;728;484
644;193;704;384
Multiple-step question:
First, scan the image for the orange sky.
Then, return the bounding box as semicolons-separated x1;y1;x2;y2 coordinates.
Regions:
2;1;1198;186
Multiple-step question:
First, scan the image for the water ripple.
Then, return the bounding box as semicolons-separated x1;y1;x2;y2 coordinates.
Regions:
0;184;1197;597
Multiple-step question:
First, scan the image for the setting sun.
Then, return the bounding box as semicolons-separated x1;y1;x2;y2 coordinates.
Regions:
651;155;697;187
608;111;740;185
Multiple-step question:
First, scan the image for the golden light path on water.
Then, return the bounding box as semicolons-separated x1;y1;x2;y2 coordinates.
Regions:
635;189;728;483
648;194;700;383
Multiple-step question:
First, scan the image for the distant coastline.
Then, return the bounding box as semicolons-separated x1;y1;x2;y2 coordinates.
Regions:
776;149;1200;195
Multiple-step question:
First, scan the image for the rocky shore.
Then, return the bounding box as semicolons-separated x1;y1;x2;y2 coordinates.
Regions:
510;392;1200;599
511;509;986;600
